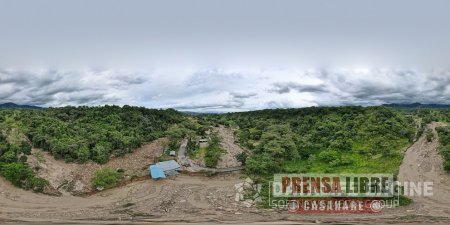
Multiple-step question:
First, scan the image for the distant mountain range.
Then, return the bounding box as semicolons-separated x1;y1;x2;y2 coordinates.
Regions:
0;102;41;109
179;110;226;115
383;103;450;109
1;101;450;111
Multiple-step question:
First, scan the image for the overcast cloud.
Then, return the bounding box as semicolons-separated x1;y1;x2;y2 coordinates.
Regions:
1;0;450;111
1;68;450;112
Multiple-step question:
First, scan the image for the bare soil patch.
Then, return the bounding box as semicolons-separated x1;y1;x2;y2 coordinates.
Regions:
398;122;450;217
214;125;245;169
27;138;167;194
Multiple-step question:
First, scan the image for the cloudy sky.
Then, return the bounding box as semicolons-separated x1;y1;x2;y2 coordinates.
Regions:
1;0;450;112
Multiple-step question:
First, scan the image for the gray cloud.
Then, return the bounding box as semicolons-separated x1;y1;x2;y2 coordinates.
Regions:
270;82;328;94
0;69;148;107
328;70;450;104
173;101;244;111
230;92;257;99
0;70;30;85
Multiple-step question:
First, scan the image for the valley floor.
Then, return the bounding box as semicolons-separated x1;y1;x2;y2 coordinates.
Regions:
1;172;449;225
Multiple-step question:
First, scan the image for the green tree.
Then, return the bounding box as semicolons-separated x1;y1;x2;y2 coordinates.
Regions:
204;134;224;168
91;168;121;189
92;142;111;164
257;124;298;159
0;150;17;163
0;163;32;187
74;145;90;163
20;141;32;155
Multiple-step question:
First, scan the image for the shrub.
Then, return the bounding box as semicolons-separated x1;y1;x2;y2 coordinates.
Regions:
235;152;248;165
29;177;48;192
425;129;434;142
20;141;32;155
437;127;450;172
205;146;222;168
245;153;281;175
0;162;49;192
444;161;450;172
92;142;111;164
338;155;353;166
91;168;121;189
440;146;450;160
318;149;339;162
186;138;199;154
0;150;17;163
0;162;33;187
204;135;223;168
74;145;90;163
19;155;28;163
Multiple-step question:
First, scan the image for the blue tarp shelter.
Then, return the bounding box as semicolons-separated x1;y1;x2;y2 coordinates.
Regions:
156;160;181;172
148;160;181;179
149;165;166;179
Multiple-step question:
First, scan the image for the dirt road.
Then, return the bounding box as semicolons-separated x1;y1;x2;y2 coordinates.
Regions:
4;172;448;225
0;173;263;223
398;122;450;217
177;139;190;167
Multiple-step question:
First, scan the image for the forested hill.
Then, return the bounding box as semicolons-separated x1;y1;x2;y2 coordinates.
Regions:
0;102;41;109
0;106;186;164
212;106;417;174
0;105;422;176
383;103;450;109
0;105;438;193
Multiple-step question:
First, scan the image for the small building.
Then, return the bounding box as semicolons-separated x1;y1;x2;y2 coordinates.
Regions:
149;160;181;178
149;165;166;180
169;150;176;156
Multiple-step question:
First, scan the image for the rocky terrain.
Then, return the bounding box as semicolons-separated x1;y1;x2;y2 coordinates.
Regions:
215;125;245;169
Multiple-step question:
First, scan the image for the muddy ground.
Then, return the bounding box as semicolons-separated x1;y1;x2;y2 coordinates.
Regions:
1;124;450;224
2;172;449;225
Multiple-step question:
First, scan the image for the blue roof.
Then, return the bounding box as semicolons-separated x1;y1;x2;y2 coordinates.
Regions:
156;160;181;172
149;165;166;179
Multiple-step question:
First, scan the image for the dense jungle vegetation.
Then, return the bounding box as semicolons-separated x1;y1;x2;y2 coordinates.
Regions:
436;126;450;172
208;106;450;207
0;105;192;191
0;106;186;164
0;137;48;192
213;106;420;175
0;119;47;192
